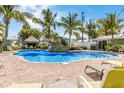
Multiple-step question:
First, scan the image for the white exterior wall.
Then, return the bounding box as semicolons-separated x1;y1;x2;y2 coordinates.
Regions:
72;40;97;50
81;42;96;49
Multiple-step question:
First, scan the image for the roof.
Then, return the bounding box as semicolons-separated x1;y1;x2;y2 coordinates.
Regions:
24;36;39;43
93;34;124;41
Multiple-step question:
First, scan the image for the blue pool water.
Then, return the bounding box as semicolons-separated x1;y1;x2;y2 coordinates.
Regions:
14;50;118;63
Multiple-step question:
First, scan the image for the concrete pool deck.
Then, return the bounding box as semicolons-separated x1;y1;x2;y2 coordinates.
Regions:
0;50;124;88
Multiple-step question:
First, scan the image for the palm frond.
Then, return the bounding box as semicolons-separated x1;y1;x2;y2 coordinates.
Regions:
12;11;25;22
33;17;43;24
0;23;5;32
51;13;57;23
22;12;33;19
64;30;68;36
0;6;5;15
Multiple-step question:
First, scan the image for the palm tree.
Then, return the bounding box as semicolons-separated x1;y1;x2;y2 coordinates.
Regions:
33;8;57;41
0;5;33;50
76;12;87;42
41;30;59;41
58;12;80;48
97;12;124;45
86;19;98;42
97;19;109;36
77;26;87;40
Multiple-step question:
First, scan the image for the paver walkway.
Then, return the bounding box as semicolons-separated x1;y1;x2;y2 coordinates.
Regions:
0;50;123;88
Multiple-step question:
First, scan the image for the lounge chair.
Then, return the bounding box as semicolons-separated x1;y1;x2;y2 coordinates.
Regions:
84;64;105;80
101;60;124;67
8;83;44;88
77;68;124;88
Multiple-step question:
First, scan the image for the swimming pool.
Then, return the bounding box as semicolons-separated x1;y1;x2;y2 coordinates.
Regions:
14;50;118;63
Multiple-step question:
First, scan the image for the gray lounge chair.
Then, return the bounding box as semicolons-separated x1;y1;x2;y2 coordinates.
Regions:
101;60;124;67
84;64;105;80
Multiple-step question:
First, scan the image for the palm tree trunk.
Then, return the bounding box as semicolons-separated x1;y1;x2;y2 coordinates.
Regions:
88;30;91;42
2;18;9;50
82;32;83;43
81;12;85;43
68;34;72;48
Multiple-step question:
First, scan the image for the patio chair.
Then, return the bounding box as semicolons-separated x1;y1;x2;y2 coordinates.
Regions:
84;64;105;80
101;60;124;67
77;68;124;88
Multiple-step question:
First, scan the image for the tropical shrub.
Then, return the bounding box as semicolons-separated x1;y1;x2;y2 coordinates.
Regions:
38;43;48;49
105;45;111;51
69;46;80;50
81;46;87;50
40;45;48;49
62;39;68;46
105;45;121;52
48;45;69;52
90;46;96;50
0;47;3;53
112;45;121;52
12;44;20;50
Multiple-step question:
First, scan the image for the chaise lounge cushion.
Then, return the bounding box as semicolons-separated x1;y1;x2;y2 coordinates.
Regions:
89;81;101;88
101;69;124;88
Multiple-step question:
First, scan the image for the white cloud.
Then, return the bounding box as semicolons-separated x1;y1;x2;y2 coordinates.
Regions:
26;19;42;29
17;5;49;29
42;5;49;10
17;5;69;35
56;11;67;22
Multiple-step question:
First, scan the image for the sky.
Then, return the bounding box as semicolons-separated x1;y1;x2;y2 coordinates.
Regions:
1;5;124;39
